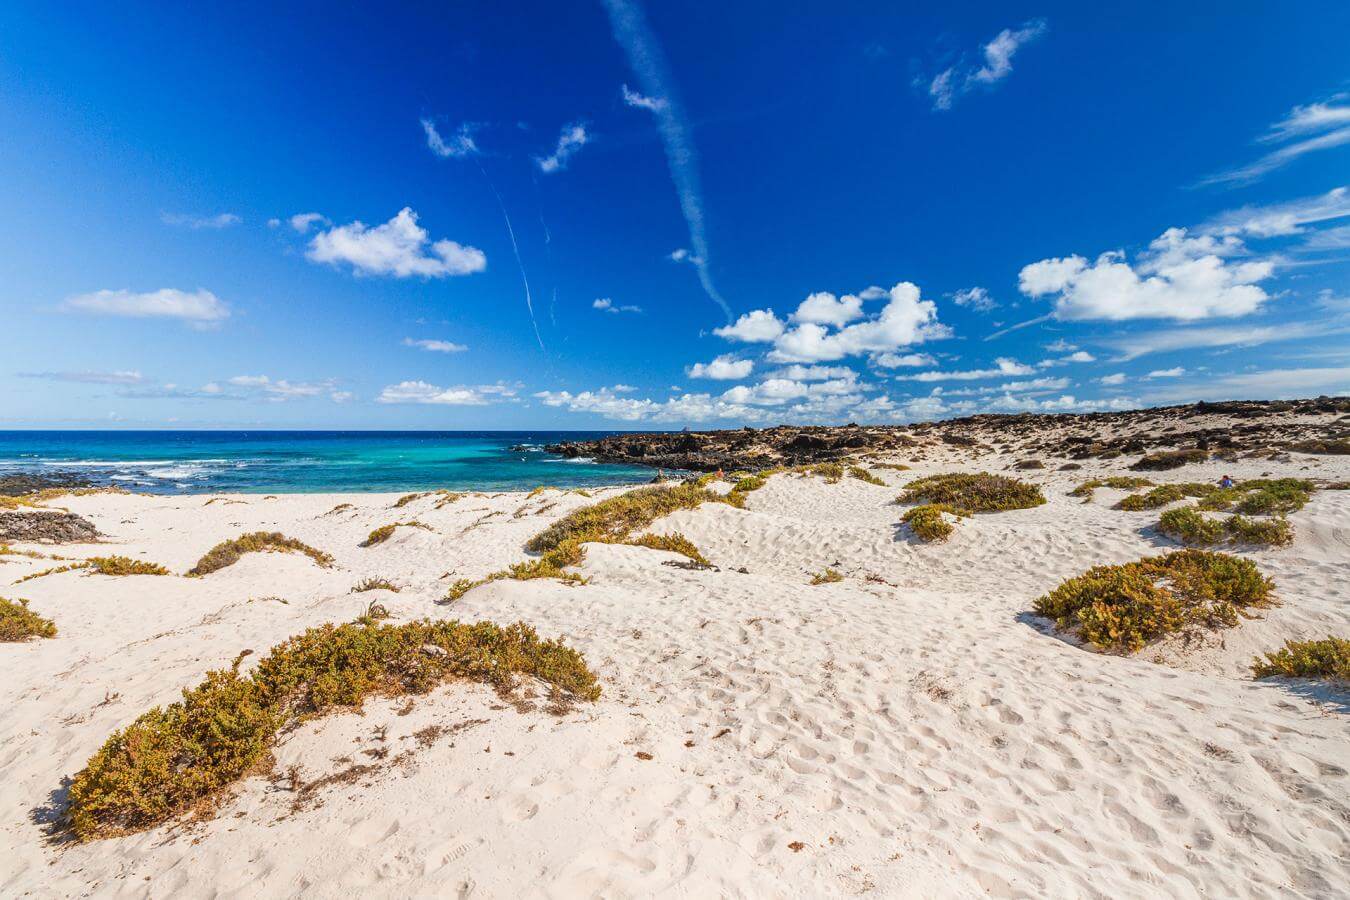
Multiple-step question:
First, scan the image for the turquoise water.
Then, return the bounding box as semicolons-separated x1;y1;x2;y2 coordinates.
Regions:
0;431;661;494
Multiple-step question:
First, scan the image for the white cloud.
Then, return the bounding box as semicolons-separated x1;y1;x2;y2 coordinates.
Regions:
873;352;937;368
1018;227;1273;321
1201;186;1350;238
593;297;642;314
1106;320;1340;360
403;337;467;353
307;208;486;278
927;19;1047;110
603;0;731;320
764;283;950;363
714;308;785;343
983;393;1138;413
226;374;345;402
950;286;997;311
1146;367;1186;378
791;291;864;327
289;212;328;233
668;248;691;262
65;288;229;324
1098;372;1127;385
421;118;479;159
1201;97;1350;186
1303;223;1350;250
768;364;856;381
720;374;862;407
1044;338;1077;352
1038;350;1097;367
621;84;666;112
161;212;240;230
20;370;148;385
535;122;590;174
687;355;754;380
377;380;515;406
1144;366;1350;402
897;357;1035;382
996;376;1071;392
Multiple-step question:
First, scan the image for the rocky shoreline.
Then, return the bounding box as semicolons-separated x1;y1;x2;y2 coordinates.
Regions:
545;397;1350;472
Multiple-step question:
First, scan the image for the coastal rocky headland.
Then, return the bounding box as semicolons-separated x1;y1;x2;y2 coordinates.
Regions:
546;396;1350;471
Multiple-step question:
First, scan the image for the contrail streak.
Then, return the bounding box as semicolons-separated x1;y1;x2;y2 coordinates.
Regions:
476;159;545;351
601;0;732;323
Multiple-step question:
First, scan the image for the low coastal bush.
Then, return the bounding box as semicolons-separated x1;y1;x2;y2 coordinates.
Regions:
1117;482;1216;511
901;503;963;542
801;462;844;483
1251;637;1350;681
1195;478;1314;515
626;532;710;565
1287;439;1350;455
361;524;396;547
899;472;1046;512
1033;550;1276;652
1068;476;1154;499
0;596;56;641
847;466;886;486
351;577;399;593
1130;449;1209;471
87;556;170;576
526;484;728;554
64;618;600;841
810;568;844;585
1014;459;1045;470
188;532;333;577
1158;506;1293;547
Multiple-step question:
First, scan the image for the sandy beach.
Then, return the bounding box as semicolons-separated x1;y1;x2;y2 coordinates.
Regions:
2;435;1348;899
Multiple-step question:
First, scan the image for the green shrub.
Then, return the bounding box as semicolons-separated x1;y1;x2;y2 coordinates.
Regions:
64;618;600;841
901;503;964;542
1130;449;1209;471
1197;478;1314;515
1157;507;1227;545
1117;483;1216;511
1252;637;1350;680
728;468;785;497
1033;550;1276;652
810;568;844;585
900;472;1045;512
526;484;727;554
800;462;844;483
847;466;886;486
0;596;57;641
188;532;333;576
361;524;396;547
1225;515;1293;547
15;562;89;583
626;532;710;566
870;462;910;471
87;556;170;576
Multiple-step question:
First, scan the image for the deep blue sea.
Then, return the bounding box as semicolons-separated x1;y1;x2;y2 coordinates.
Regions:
0;431;662;494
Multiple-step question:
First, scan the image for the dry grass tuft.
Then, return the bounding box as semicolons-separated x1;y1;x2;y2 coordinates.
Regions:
187;532;333;577
63;618;600;841
86;556;170;577
809;568;844;585
847;466;886;486
351;577;399;593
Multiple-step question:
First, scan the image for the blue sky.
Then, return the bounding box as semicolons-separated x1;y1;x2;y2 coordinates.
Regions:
3;1;1348;429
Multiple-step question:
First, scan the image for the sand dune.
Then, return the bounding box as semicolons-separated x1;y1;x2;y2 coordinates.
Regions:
1;448;1347;897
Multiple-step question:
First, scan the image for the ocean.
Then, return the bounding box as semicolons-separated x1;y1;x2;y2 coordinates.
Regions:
0;431;661;494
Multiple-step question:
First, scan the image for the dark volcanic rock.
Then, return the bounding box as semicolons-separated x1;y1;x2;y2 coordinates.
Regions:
0;511;99;543
0;473;93;497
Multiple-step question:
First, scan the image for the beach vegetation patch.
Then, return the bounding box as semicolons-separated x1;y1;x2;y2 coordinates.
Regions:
1287;439;1350;455
1195;478;1314;515
1158;506;1293;547
187;532;333;577
899;472;1045;512
810;568;844;585
847;466;886;486
626;532;710;566
1116;482;1217;511
352;577;399;593
1130;449;1209;471
1068;476;1154;499
63;618;599;841
0;596;57;641
1033;550;1275;652
87;556;170;576
901;503;965;542
1252;637;1350;681
526;484;729;555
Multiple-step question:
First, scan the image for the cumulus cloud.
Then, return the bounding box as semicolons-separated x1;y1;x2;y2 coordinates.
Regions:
1201;97;1350;186
927;19;1047;111
1018;227;1273;321
1146;367;1186;378
64;288;229;324
1098;372;1128;385
873;352;937;368
421;118;479;159
593;297;642;314
307;208;486;278
378;381;516;406
289;212;328;233
161;212;240;230
768;365;857;381
1038;350;1096;368
687;355;754;380
534;122;589;174
20;370;148;385
720;374;861;407
403;337;467;353
721;283;948;364
950;286;997;311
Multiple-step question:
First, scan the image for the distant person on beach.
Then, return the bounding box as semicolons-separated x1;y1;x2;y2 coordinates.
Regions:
1219;475;1235;489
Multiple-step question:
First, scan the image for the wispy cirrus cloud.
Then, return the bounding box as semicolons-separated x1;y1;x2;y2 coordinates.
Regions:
64;288;230;325
603;0;731;321
593;297;642;314
1200;95;1350;186
19;370;149;385
161;212;241;230
1105;319;1345;360
306;208;486;278
421;118;480;159
534;122;590;174
403;337;467;353
926;19;1048;111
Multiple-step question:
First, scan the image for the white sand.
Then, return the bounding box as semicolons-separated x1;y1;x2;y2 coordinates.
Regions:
2;451;1348;898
